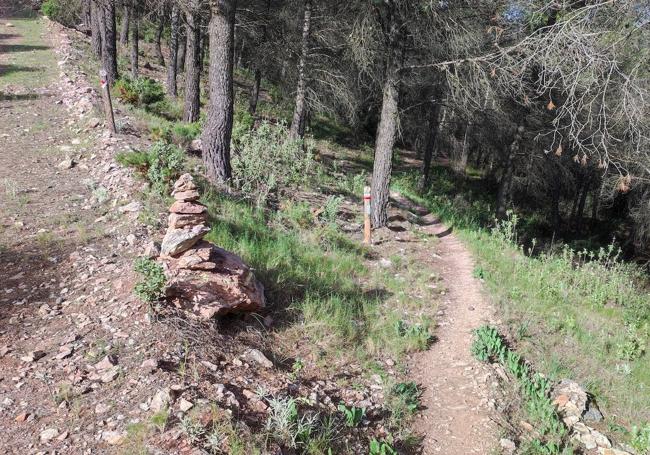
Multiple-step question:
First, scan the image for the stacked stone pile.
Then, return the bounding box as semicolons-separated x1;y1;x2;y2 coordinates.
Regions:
159;174;266;318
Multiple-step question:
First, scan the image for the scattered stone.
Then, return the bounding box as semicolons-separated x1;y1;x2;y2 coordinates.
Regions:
378;258;393;268
21;350;46;362
598;448;633;455
57;158;75;170
95;355;117;371
15;412;29;422
126;233;137;246
87;117;101;128
150;388;172;412
100;367;120;383
40;428;59;443
244;349;273;369
188;139;202;154
143;241;161;259
118;201;142;213
95;403;110;414
55;345;73;360
140;358;158;373
178;398;193;412
500;438;516;453
101;430;125;445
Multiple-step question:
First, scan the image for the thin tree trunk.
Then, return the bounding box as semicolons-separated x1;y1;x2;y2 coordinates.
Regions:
130;3;138;79
249;68;262;114
177;31;186;73
202;0;237;185
155;13;166;66
248;0;271;115
101;1;118;86
120;2;129;46
420;100;442;191
91;0;102;58
167;5;180;97
575;176;590;230
591;178;603;219
82;0;92;31
496;137;518;219
289;0;312;139
183;9;202;122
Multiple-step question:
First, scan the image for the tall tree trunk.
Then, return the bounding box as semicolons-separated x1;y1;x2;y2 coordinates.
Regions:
289;0;312;139
591;178;603;219
371;69;400;228
249;69;262;114
101;1;119;86
120;2;129;46
130;3;138;79
155;12;166;66
82;0;92;30
177;31;186;73
420;100;442;191
202;0;236;185
496;135;519;219
248;0;271;115
91;0;102;58
451;123;470;174
183;9;202;122
167;5;180;97
575;176;590;230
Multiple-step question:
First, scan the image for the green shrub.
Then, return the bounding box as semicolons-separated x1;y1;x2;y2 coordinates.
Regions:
41;0;60;18
117;141;185;195
337;403;365;427
114;77;165;108
133;258;166;303
231;121;318;205
147;141;186;194
631;423;650;454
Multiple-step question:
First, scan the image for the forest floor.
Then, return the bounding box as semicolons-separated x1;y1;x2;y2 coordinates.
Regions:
0;7;505;455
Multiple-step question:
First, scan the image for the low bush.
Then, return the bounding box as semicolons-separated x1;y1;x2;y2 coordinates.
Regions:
116;141;185;195
231;121;318;205
114;77;165;108
133;258;166;303
41;0;81;27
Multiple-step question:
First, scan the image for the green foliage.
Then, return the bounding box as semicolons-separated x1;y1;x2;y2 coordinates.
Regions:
147;141;186;194
230;121;318;205
369;439;397;455
41;0;60;19
116;150;150;172
631;423;650;454
394;320;433;350
118;141;185;195
231;110;255;146
149;409;169;433
390;382;420;416
265;396;317;449
472;325;566;452
114;77;165;108
322;195;343;225
180;416;206;444
133;258;166;303
337;403;365;427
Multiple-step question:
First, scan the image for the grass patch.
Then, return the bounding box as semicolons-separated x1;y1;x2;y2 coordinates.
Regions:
0;16;58;89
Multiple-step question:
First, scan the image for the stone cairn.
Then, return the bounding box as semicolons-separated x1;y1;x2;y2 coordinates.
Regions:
158;174;266;319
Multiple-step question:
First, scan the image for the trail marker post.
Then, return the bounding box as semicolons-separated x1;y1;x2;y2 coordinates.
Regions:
363;186;372;245
99;69;116;133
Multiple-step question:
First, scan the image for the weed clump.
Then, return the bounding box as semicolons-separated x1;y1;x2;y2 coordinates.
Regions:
116;141;185;195
133;258;166;303
114;77;165;108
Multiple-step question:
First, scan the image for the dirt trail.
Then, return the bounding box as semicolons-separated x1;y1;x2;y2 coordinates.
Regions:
411;226;498;453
